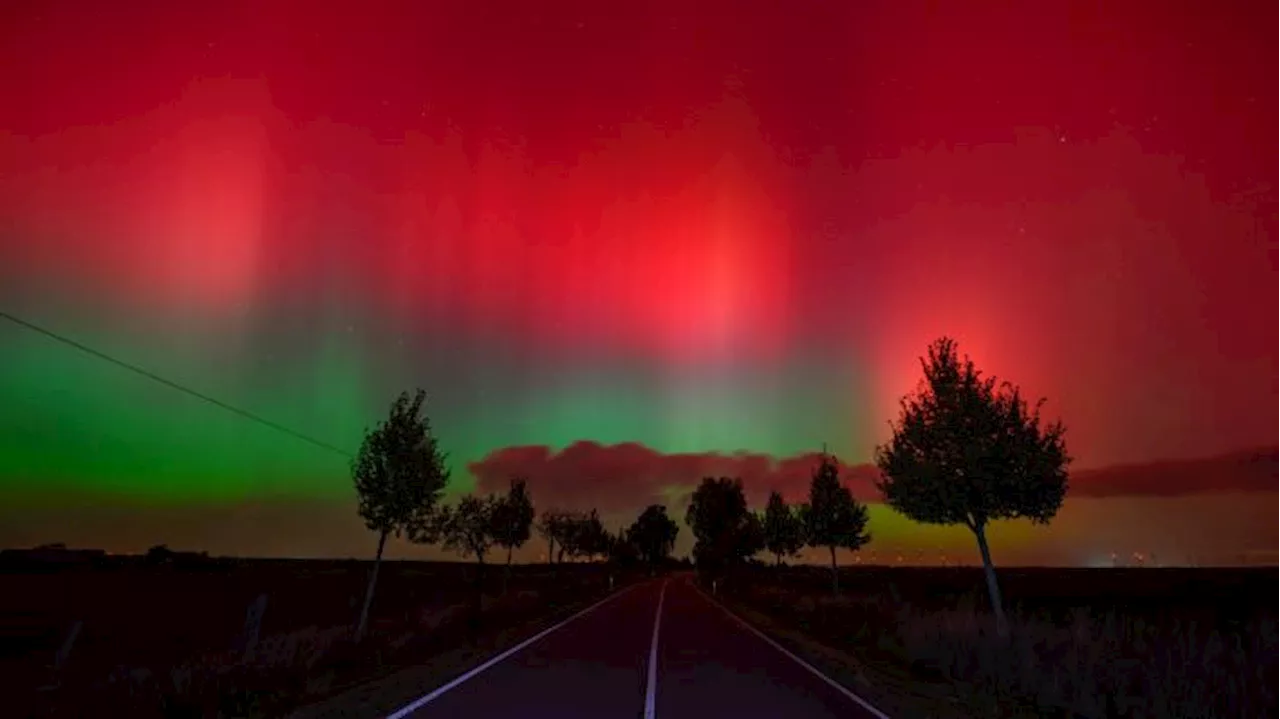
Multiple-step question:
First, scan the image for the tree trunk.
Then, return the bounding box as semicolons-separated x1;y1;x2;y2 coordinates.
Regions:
474;551;487;608
468;551;486;642
829;545;839;595
355;529;387;643
775;552;782;567
973;522;1009;638
548;537;556;566
503;545;513;595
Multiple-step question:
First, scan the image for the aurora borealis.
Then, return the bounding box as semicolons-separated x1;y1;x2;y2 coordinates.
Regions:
1;1;1275;565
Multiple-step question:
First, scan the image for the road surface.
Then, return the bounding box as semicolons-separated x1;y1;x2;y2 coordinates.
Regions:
387;574;889;719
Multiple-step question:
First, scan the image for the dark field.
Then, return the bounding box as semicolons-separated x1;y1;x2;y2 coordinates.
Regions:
726;564;1279;718
1;555;628;717
5;558;1275;718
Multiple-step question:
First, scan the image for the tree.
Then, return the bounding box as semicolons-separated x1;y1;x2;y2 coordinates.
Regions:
145;544;174;565
762;491;805;567
803;453;871;595
352;389;449;642
428;494;500;635
564;510;609;562
490;478;535;592
875;337;1070;637
536;510;564;565
736;511;767;561
626;505;680;572
435;495;500;567
608;528;641;568
685;477;760;576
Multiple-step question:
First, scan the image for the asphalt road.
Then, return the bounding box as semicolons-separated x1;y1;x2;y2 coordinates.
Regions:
388;574;890;719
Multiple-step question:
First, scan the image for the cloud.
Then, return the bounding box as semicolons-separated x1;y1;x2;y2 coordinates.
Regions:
469;442;1280;515
467;440;884;515
1069;446;1278;498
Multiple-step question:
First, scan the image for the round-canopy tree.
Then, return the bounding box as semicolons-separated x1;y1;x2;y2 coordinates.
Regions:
626;504;680;571
685;477;760;576
490;477;536;592
875;337;1069;637
352;388;449;641
762;490;804;567
801;454;871;595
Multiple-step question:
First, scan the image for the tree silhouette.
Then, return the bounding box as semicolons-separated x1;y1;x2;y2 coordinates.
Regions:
802;453;871;595
434;495;500;567
736;510;767;562
685;477;759;576
536;510;565;565
626;504;680;572
352;388;449;642
875;337;1070;637
608;528;641;567
555;512;580;563
145;544;174;565
762;490;805;567
565;510;610;562
490;477;535;592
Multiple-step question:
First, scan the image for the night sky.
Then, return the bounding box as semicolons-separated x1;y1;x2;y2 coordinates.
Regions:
1;1;1275;565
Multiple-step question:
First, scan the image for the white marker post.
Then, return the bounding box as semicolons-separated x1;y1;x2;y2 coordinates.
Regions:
54;620;82;671
40;619;83;691
240;593;268;662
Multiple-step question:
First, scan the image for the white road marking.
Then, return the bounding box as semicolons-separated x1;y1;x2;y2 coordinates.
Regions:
693;581;892;719
643;579;669;719
384;582;643;719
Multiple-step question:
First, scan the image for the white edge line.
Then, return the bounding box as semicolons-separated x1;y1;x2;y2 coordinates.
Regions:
693;583;892;719
385;582;642;719
642;579;668;719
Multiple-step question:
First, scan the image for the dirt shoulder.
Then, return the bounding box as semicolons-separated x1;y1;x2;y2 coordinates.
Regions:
286;583;636;719
716;595;973;719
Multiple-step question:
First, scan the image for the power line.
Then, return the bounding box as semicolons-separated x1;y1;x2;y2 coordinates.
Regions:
0;309;353;459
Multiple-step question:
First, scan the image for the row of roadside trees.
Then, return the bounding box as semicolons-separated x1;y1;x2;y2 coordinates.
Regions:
349;391;686;640
352;336;1070;640
683;452;870;595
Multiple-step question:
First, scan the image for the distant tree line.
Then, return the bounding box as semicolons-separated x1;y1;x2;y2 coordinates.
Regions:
683;452;871;595
349;390;689;640
352;335;1071;641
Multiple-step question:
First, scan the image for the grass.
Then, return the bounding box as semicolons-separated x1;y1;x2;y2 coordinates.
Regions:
729;566;1278;719
896;601;1275;717
84;593;546;718
7;559;632;718
12;558;1275;717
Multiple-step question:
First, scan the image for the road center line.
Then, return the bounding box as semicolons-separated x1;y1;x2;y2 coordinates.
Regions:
693;582;892;719
643;579;669;719
384;581;642;719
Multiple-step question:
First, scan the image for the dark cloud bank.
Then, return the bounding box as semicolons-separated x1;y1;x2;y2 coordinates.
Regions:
1;445;1272;559
470;442;1279;514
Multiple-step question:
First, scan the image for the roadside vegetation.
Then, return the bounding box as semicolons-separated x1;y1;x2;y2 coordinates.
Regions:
5;560;636;718
8;335;1270;718
10;387;685;717
684;337;1274;718
729;565;1278;719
